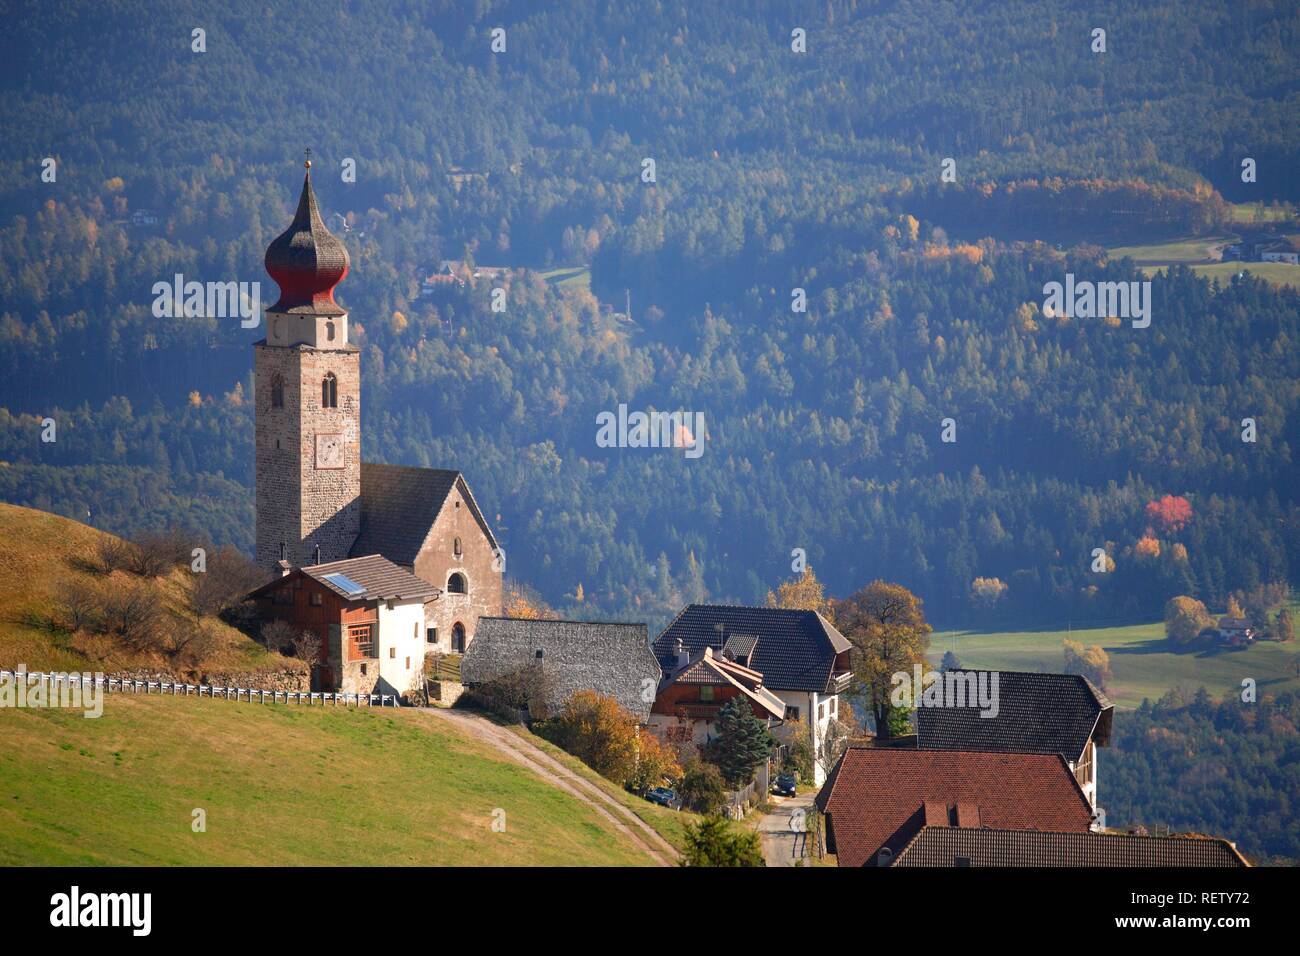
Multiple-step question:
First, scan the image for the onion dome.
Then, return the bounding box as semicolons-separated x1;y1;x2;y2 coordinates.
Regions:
264;160;350;315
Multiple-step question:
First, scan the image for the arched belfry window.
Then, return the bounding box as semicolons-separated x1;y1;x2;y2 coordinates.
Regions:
322;373;338;408
448;572;467;595
270;374;284;409
326;320;336;342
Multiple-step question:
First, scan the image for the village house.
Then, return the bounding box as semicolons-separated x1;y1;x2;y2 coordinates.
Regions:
248;554;438;696
1216;616;1256;647
652;605;853;785
914;669;1113;809
252;163;503;680
460;617;661;721
814;748;1097;867
647;643;786;751
889;826;1249;867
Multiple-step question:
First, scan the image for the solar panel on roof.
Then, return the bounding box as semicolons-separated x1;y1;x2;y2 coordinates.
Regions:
322;572;366;597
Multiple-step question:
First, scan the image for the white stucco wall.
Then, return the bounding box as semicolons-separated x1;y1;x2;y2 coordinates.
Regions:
375;599;426;698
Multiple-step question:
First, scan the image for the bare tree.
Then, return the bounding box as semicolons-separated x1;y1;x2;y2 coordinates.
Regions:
97;536;138;575
60;579;104;632
261;619;298;655
191;546;266;618
129;529;192;578
816;717;853;781
100;582;162;649
292;630;324;665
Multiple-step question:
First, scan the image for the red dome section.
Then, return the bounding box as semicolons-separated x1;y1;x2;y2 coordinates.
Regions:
264;167;350;315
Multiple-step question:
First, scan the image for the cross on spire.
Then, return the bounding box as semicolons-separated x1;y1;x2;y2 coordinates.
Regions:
304;147;312;170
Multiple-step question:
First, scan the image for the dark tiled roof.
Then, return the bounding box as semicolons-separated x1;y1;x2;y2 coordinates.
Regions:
893;827;1249;868
915;670;1113;763
351;462;498;566
653;605;850;692
815;747;1095;868
301;554;440;602
264;170;350;317
461;617;661;721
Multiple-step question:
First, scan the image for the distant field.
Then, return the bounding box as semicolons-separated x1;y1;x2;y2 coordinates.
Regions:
1229;202;1294;224
1107;235;1230;265
538;265;592;292
0;695;655;866
929;620;1300;709
1186;261;1300;289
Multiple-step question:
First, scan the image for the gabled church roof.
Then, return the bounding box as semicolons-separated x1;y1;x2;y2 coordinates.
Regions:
350;462;498;566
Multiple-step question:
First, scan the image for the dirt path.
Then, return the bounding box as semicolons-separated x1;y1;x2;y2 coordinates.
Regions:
417;707;675;867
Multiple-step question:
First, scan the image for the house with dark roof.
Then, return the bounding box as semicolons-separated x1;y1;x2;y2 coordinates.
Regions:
249;554;439;697
460;617;661;721
891;826;1249;867
653;605;854;784
1215;616;1255;647
253;167;502;663
649;645;786;751
814;747;1096;867
915;670;1113;808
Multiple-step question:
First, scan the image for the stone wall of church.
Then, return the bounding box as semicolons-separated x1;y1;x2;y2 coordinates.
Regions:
254;334;361;574
414;482;503;654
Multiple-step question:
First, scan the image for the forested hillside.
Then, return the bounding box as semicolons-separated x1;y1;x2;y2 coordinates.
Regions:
1;0;1298;627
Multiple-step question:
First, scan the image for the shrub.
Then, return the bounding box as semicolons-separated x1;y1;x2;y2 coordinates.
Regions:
535;690;640;786
128;529;192;577
678;759;727;813
191;546;265;618
260;619;298;654
628;729;683;794
680;816;764;867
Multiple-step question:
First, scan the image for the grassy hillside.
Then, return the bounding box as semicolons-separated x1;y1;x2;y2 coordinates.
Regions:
930;620;1300;709
0;502;282;676
0;695;655;866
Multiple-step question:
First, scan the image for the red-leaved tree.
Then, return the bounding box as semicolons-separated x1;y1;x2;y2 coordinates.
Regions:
1145;495;1193;536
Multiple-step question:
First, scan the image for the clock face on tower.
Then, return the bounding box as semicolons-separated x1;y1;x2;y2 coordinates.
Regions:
315;433;344;470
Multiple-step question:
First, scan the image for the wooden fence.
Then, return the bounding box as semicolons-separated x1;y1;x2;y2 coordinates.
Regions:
0;670;399;707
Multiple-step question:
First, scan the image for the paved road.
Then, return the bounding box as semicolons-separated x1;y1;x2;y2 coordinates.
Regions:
757;791;816;867
417;706;676;866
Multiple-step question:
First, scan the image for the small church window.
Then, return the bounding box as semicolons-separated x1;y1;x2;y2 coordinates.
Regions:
271;374;284;408
426;627;438;644
448;572;467;594
452;622;466;653
453;537;463;557
322;373;338;408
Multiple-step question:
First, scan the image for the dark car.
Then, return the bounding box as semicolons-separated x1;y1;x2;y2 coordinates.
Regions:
773;774;798;797
645;787;678;808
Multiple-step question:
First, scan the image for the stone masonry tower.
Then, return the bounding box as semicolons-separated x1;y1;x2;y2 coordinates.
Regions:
255;159;360;574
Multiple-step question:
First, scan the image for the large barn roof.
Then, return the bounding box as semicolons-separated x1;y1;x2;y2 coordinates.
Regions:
462;617;661;721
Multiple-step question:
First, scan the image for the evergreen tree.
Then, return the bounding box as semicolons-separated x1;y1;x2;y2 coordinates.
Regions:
707;697;774;787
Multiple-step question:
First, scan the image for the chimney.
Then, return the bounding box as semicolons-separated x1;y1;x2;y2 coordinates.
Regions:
674;637;689;669
313;544;321;565
276;559;293;578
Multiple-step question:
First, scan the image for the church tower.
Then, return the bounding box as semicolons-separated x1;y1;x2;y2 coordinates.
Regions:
255;160;360;574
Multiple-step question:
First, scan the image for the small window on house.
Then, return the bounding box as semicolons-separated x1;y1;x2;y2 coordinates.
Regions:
453;537;463;557
784;705;800;721
322;373;338;408
405;657;410;670
819;703;826;721
310;591;322;607
414;622;419;639
831;698;838;716
426;627;438;645
700;686;715;701
360;663;367;676
447;572;467;594
270;374;284;408
389;647;396;659
535;649;544;659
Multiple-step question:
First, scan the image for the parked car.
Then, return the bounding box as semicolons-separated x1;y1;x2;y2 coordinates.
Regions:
773;773;797;797
645;787;678;808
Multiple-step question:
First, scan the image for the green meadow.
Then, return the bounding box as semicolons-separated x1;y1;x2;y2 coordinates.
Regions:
929;620;1300;709
0;695;655;866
